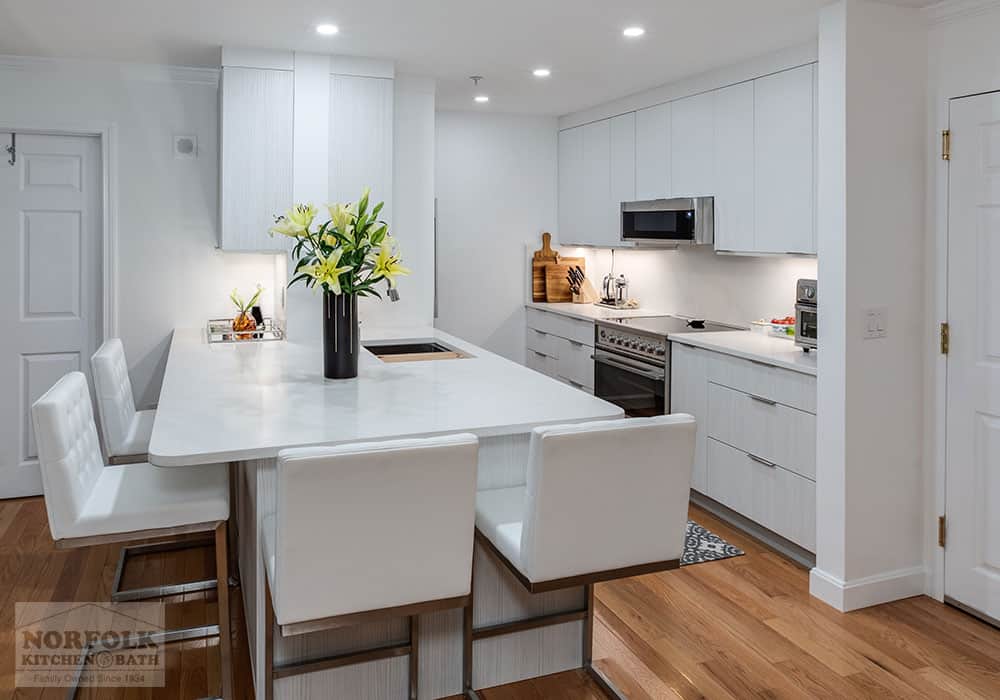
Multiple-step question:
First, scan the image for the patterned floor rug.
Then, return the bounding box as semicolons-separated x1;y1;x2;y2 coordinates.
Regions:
681;520;745;566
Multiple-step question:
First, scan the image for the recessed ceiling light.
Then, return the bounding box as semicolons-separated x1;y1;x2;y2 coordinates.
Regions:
474;95;490;104
316;23;339;36
533;68;552;78
623;26;645;38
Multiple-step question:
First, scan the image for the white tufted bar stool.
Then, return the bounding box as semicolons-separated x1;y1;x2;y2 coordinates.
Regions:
31;371;234;700
262;434;480;700
90;338;155;464
466;415;697;699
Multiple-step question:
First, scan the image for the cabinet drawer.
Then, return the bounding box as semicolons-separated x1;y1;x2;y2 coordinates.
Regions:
526;349;557;378
706;382;816;480
526;328;559;358
704;350;816;414
707;438;815;551
555;337;594;389
525;308;594;347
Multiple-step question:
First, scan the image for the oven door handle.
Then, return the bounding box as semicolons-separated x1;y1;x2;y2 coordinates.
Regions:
592;352;666;381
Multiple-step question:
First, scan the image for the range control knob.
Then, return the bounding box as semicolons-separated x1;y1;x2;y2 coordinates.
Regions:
655;346;666;355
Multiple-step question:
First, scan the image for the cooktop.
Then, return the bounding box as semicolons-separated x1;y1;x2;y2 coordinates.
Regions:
600;315;744;338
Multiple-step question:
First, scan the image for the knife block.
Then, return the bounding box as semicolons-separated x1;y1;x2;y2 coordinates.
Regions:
572;278;599;304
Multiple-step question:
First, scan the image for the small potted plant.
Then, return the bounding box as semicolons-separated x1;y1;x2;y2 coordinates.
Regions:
270;188;408;379
230;285;263;340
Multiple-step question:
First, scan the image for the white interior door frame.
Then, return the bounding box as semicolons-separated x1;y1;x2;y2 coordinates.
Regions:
0;120;119;341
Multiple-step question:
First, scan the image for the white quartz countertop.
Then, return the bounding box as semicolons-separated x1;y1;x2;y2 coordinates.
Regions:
148;326;623;466
668;331;817;376
525;301;670;323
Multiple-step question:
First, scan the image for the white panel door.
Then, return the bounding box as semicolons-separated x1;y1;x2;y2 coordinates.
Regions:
329;75;394;220
713;81;755;252
671;91;715;197
219;66;294;251
635;103;671;200
945;92;1000;622
0;133;102;498
754;64;815;254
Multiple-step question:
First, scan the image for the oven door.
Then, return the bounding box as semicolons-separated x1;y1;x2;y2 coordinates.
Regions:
593;349;666;417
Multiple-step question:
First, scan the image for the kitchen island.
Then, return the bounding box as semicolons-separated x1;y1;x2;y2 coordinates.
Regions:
149;327;623;699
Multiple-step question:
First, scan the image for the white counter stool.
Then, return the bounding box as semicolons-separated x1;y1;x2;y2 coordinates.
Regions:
91;338;154;464
466;415;696;699
31;371;233;700
262;434;480;700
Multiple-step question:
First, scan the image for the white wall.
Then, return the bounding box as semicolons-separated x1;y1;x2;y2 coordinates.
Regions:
0;58;284;407
435;111;558;362
811;0;927;612
925;0;1000;600
570;247;817;326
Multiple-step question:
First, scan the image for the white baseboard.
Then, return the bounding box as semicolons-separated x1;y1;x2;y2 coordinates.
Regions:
809;565;926;612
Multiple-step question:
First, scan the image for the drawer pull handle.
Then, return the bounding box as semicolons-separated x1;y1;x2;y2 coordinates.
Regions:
533;351;548;358
748;453;777;468
569;340;584;348
749;394;777;406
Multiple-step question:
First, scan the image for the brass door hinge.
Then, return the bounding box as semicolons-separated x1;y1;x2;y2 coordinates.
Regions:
938;515;947;548
942;129;951;161
940;322;950;355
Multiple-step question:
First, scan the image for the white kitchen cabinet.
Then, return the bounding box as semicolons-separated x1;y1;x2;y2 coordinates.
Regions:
754;64;816;254
525;309;594;392
558;126;586;246
329;74;394;220
609;113;636;234
670;343;710;492
672;340;816;552
219;66;294;251
712;81;755;253
671;91;715;198
578;119;612;246
635;103;672;200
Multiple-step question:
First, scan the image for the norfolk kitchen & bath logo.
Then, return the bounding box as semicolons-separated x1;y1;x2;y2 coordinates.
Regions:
15;602;165;688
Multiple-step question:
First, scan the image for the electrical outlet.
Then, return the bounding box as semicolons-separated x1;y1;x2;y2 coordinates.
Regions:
863;307;888;339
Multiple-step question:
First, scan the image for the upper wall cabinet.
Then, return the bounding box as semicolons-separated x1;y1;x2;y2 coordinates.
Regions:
671;91;715;198
635;103;671;200
713;81;755;252
219;66;294;252
329;75;394;222
556;61;816;254
609;112;636;232
754;64;816;254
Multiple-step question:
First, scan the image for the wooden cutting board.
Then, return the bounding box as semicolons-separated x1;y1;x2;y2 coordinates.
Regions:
531;232;559;302
545;258;585;303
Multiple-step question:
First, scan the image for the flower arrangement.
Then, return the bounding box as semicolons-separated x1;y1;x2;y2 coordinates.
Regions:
270;188;407;379
269;188;409;298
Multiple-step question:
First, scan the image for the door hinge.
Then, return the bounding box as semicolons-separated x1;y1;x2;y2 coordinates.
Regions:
940;322;950;355
942;129;951;161
938;515;947;548
4;132;13;167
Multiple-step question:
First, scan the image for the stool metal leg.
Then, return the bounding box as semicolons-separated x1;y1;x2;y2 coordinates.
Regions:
409;614;420;700
215;521;234;700
111;537;217;602
582;583;627;700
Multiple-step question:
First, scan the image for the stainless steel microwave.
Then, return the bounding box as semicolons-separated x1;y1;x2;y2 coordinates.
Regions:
621;197;714;246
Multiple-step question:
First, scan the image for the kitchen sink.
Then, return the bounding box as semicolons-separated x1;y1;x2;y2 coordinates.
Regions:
363;341;469;363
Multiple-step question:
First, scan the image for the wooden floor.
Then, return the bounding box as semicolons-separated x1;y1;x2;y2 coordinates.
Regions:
2;497;999;699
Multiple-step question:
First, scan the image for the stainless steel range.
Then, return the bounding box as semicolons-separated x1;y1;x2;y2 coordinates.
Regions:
594;316;744;417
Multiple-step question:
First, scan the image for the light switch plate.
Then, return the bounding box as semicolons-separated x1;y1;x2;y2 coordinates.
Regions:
863;307;888;339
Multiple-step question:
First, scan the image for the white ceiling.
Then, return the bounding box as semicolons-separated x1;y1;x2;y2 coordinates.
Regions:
0;0;934;115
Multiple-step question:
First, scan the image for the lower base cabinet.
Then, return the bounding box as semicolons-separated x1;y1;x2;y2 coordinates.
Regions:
525;309;594;393
672;341;816;552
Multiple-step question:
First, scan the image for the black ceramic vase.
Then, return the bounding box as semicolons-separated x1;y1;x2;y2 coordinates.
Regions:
322;291;359;379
